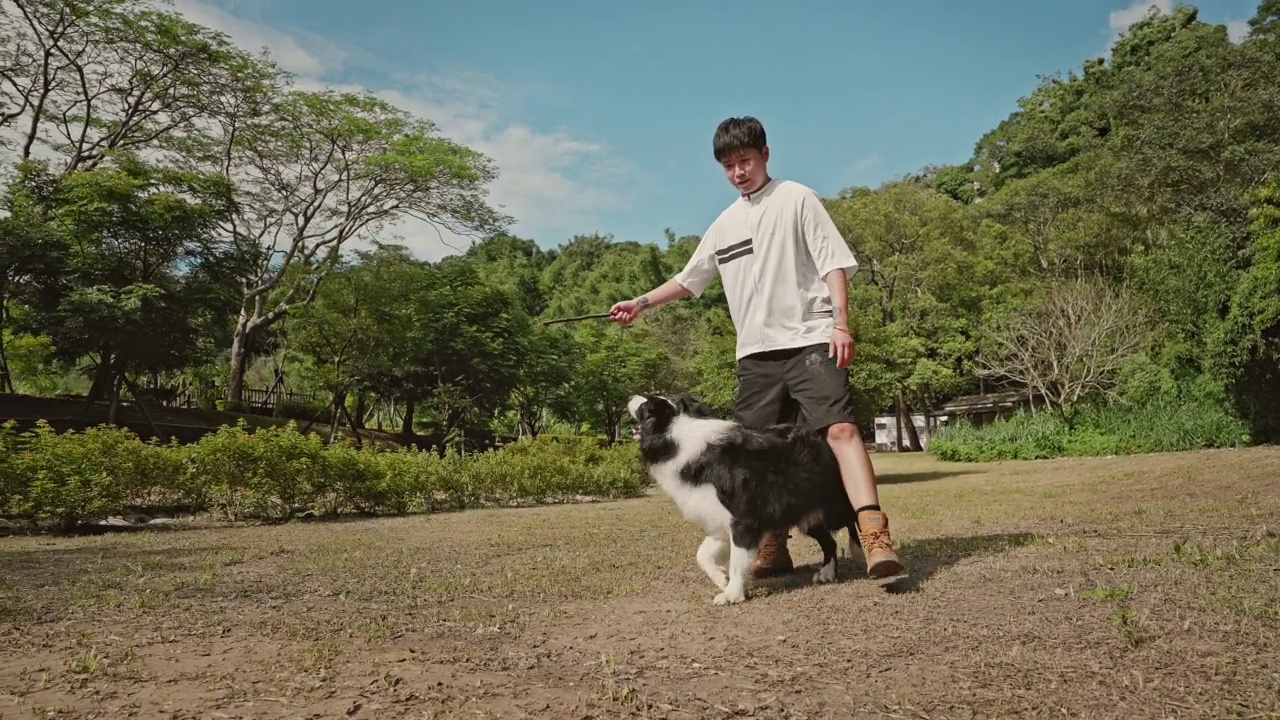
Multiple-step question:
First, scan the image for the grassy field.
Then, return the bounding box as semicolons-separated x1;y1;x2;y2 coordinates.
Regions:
2;446;1279;719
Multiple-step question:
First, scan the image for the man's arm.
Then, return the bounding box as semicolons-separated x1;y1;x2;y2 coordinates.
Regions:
633;278;694;310
799;188;859;285
824;268;851;333
611;226;719;324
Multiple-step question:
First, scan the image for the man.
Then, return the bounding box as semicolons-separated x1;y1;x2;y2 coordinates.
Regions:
608;116;904;580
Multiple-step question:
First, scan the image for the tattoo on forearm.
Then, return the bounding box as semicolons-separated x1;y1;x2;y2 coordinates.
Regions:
637;295;651;308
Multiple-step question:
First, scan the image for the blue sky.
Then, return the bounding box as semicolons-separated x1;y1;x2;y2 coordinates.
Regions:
176;0;1259;260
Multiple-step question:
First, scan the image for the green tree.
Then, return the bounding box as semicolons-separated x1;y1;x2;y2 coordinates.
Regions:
539;234;666;320
1249;0;1280;39
0;0;271;172
509;327;578;437
568;322;673;443
5;152;238;421
184;88;510;403
1211;178;1280;441
464;232;554;317
826;181;987;449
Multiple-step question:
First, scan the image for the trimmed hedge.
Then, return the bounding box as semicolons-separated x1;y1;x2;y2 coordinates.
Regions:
0;420;648;530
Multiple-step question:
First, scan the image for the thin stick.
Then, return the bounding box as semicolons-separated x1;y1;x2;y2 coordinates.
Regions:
541;312;613;326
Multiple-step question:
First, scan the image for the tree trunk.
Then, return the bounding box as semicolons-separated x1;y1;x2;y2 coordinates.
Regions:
340;400;363;448
400;399;416;439
896;388;924;452
896;397;906;448
226;313;251;404
0;296;13;393
120;374;167;443
82;351;115;421
107;372;124;426
353;393;367;430
86;352;113;403
605;410;620;445
327;389;346;444
0;337;14;394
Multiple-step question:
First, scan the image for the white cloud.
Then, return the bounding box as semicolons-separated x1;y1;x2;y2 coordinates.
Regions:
169;0;347;79
1225;19;1251;43
1108;0;1172;36
166;0;634;261
846;153;881;180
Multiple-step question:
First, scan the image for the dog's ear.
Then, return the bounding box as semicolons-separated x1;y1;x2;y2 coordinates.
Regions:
626;394;649;420
675;396;713;418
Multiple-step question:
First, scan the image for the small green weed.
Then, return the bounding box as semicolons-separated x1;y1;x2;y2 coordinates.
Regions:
1080;584;1143;648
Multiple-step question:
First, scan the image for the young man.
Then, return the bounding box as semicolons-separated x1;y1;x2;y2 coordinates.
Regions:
608;116;904;580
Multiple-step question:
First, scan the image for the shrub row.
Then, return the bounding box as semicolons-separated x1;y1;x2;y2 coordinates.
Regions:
929;397;1251;463
0;420;649;530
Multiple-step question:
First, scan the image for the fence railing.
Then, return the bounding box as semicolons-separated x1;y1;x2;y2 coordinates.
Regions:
135;383;320;411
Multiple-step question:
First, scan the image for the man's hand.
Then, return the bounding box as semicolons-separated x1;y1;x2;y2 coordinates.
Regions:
830;326;855;369
609;296;649;325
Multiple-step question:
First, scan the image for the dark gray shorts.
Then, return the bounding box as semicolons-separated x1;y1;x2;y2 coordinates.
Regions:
733;343;858;432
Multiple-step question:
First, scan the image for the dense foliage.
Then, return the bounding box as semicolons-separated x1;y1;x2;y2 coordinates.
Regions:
0;420;645;529
3;0;1279;473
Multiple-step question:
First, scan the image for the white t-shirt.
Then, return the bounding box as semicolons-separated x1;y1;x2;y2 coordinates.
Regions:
673;178;859;360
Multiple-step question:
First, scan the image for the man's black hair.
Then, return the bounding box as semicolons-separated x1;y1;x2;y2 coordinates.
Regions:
713;116;767;162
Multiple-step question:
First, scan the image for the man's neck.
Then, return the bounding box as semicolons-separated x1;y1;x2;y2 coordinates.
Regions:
740;175;774;199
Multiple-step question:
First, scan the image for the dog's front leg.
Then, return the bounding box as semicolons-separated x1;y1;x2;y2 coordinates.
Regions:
696;535;730;591
715;524;759;606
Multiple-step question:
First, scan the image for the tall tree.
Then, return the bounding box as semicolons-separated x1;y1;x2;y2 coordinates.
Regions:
5;151;238;420
0;0;269;173
181;88;510;402
826;181;988;449
977;277;1151;426
1249;0;1280;39
1211;177;1280;441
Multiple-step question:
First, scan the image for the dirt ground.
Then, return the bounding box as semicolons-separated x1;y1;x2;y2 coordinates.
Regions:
3;446;1279;719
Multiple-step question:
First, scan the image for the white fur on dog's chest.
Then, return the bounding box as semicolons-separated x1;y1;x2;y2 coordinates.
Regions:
649;416;735;536
662;480;732;535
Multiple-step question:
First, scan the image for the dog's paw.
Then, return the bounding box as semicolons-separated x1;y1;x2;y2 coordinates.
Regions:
812;561;837;584
847;539;865;562
713;590;745;606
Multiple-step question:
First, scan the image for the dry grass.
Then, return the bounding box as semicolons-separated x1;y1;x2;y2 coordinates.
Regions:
2;446;1279;719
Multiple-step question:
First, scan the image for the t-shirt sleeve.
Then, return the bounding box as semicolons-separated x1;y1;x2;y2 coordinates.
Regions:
799;188;859;280
672;226;720;297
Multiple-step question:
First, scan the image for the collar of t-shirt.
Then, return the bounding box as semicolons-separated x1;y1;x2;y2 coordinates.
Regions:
739;176;776;201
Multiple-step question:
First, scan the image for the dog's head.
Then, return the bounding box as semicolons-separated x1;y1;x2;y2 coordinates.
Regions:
626;394;714;441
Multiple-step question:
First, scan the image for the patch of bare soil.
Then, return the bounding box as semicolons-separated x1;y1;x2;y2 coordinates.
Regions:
3;446;1279;719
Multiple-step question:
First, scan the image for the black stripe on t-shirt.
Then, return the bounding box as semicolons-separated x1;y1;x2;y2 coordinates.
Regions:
716;238;753;265
716;238;753;257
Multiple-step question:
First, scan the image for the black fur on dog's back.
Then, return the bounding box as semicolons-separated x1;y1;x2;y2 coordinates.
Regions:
630;394;861;583
682;422;858;539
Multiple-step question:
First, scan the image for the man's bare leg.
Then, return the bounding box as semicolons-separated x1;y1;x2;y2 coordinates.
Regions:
826;421;903;579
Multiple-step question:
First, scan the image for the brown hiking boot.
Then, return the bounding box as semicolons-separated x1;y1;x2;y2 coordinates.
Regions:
856;510;904;579
752;531;794;578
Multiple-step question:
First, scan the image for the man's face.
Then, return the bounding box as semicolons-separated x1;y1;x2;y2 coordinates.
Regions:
719;146;769;195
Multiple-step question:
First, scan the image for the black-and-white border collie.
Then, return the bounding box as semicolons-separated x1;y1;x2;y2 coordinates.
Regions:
626;394;861;605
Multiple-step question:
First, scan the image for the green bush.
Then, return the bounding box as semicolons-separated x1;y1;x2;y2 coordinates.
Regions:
6;421;178;529
930;393;1251;463
274;397;331;424
0;421;649;530
0;421;22;515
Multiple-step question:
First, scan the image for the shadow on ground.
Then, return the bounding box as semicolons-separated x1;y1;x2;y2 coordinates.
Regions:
875;469;980;485
761;531;1040;597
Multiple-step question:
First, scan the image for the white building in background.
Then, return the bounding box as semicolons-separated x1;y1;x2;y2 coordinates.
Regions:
871;390;1042;452
872;413;939;452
